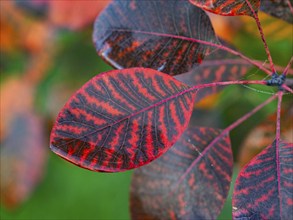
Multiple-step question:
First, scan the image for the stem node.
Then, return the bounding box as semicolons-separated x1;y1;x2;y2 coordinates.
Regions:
266;73;286;89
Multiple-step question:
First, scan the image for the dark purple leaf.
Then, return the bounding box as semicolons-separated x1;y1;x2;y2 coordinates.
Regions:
50;68;197;172
189;0;260;16
93;0;218;75
260;0;293;24
233;141;293;220
130;126;233;219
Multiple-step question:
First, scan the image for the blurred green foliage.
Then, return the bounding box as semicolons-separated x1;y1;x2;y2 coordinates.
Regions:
1;155;132;220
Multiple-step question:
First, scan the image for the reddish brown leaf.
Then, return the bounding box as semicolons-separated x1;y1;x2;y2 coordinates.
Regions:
130;126;233;219
50;68;197;172
0;112;47;209
260;0;293;24
175;47;252;102
189;0;260;16
233;141;293;220
93;0;218;75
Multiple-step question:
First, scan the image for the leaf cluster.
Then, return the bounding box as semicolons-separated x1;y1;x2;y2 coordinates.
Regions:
49;0;293;219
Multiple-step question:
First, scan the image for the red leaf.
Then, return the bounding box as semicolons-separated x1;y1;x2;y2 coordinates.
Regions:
0;112;47;209
260;0;293;24
189;0;260;16
175;46;252;102
50;68;197;172
233;141;293;219
130;126;233;219
93;0;218;75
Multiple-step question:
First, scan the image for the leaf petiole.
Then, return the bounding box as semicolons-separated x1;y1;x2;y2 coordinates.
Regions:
190;79;266;90
245;0;276;73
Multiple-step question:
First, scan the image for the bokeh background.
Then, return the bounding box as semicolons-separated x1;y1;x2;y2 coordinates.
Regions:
1;1;292;219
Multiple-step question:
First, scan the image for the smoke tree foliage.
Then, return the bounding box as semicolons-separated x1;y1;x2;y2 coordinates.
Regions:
50;0;293;219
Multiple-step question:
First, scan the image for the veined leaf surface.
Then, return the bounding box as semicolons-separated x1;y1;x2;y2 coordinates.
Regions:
189;0;260;16
130;126;233;219
175;47;252;102
93;0;218;75
50;68;197;172
233;141;293;220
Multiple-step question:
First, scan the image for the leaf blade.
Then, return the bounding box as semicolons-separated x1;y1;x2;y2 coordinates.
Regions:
50;68;197;172
189;0;260;16
93;0;218;75
233;141;293;219
130;126;233;219
175;46;252;102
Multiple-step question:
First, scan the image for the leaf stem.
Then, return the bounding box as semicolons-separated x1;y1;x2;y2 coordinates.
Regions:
275;92;282;151
275;91;283;215
253;60;293;75
280;57;293;93
282;56;293;77
176;93;278;186
282;85;293;94
190;79;266;90
245;0;276;73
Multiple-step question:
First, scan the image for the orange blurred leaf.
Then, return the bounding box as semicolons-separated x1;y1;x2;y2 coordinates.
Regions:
0;78;35;139
48;0;110;30
195;93;220;109
207;13;243;43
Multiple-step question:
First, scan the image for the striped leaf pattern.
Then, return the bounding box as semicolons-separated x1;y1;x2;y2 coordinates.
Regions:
189;0;260;16
130;126;233;219
175;47;252;102
233;141;293;220
93;0;218;75
50;68;197;172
